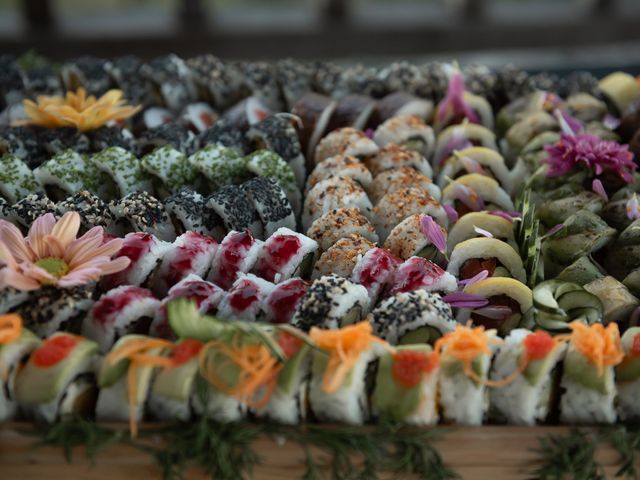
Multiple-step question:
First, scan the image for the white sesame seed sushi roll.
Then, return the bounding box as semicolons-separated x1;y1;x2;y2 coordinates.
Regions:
264;278;310;324
433;123;498;170
15;333;99;423
560;322;623;424
188;144;250;191
0;153;41;204
291;274;370;331
351;247;402;306
253;227;319;283
108;191;176;241
34;150;101;201
241;177;296;238
313;127;379;165
205;185;263;240
448;237;526;283
305;155;373;194
246;149;301;216
101;232;171;291
435;324;500;425
369;166;440;204
363;144;433;179
447;211;518;254
56;191;114;232
374;188;448;243
306;207;379;252
150;231;218;297
373;115;435;159
489;329;566;425
384;214;448;264
163;188;210;236
441;174;515;219
309;321;386;425
616;327;640;421
140;145;195;199
91;146;152;199
217;273;275;322
371;344;440;426
82;286;161;354
208;230;264;290
302;176;374;231
388;257;457;296
368;290;455;345
312;234;376;280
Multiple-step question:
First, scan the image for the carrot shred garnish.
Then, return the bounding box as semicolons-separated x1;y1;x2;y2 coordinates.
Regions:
0;314;22;344
309;321;388;394
568;321;624;377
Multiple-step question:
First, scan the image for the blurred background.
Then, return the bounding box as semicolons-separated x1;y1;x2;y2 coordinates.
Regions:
0;0;640;73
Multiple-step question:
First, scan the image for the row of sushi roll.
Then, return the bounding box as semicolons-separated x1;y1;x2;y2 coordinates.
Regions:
1;301;639;431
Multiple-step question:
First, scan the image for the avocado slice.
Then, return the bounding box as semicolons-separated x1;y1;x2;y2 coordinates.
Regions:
98;334;148;388
277;344;310;394
616;327;640;383
398;326;442;346
168;299;226;341
441;354;485;384
312;349;355;388
152;355;199;402
564;349;613;394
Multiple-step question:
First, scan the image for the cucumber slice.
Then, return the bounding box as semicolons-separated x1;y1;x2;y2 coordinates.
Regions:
167;299;225;341
557;290;603;313
532;280;564;313
535;309;570;331
567;307;602;324
554;282;584;298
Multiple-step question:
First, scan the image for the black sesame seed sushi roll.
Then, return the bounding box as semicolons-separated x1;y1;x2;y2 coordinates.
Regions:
108;191;176;241
291;274;370;331
368;290;455;345
312;234;376;280
364;144;434;180
217;273;275;322
241;177;296;238
208;230;264;290
140;145;195;199
306;207;379;252
186;54;245;110
10;193;56;229
313;127;379;166
242;61;284;111
198;118;249;154
305;155;373;194
0;285;29;314
0;153;41;203
204;185;262;240
253;227;319;283
369;166;440;205
103;55;153;106
0;126;48;168
163;188;209;235
88;125;136;153
275;58;315;110
351;247;402;306
39;128;91;157
61;55;111;95
141;54;197;111
373;115;435;159
137;123;199;156
34;149;103;201
91;146;152;199
56;191;113;232
188;144;250;192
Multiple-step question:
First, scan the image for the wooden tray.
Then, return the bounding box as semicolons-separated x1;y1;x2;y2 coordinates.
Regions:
0;424;631;479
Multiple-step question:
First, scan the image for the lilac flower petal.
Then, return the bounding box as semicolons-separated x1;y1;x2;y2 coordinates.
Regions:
458;269;489;288
443;204;459;224
451;182;485;211
420;215;447;253
554;109;582;136
442;291;489;309
459;155;488;176
627;194;640;220
603;114;621;130
542;223;565;239
472;305;513;320
591;179;608;201
473;226;493;238
436;72;480;126
364;128;374;139
487;210;522;222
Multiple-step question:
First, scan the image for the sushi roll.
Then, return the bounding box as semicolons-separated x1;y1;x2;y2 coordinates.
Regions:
291;274;370;331
461;277;533;336
560;322;623;424
34;150;102;201
180;102;218;133
312;234;375;280
14;333;99;423
61;56;110;95
221;95;271;130
16;286;94;338
163;188;210;235
82;286;160;354
306;207;378;252
313;127;379;165
198;118;249;154
242;61;283;111
253;227;319;283
246;149;301;216
433;123;498;168
373;188;447;242
599;71;640;115
0;126;49;169
101;232;171;291
447;211;517;253
137;124;199;157
0;154;41;204
489;329;566;425
435;325;499;425
217;273;275;322
0;197;11;221
371;344;439;426
263;278;309;324
140;145;195;199
388;257;457;296
368;290;455;345
363;144;433;179
276;58;314;110
0;284;29;315
242;177;296;238
91;147;152;199
448;237;526;283
208;230;264;290
141;54;196;110
324;94;377;132
372;92;434;126
302;176;373;232
186;54;245;110
188;144;250;191
305;155;373;194
291;92;337;160
369;166;440;205
9;192;56;229
351;247;402;305
384;214;448;264
377;61;427;95
615;327;640;421
441;174;515;218
108;191;176;241
204;185;262;239
373;115;435;159
150;231;218;297
308;321;383;425
56;191;114;232
88;125;136;152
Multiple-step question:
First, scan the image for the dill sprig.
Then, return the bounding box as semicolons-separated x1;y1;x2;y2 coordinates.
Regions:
604;425;640;479
531;429;605;480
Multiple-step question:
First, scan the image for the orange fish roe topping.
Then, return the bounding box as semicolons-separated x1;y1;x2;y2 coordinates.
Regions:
392;350;439;388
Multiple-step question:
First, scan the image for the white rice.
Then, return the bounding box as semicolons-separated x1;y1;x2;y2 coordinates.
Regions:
560;375;617;424
438;355;491;426
617;380;640;422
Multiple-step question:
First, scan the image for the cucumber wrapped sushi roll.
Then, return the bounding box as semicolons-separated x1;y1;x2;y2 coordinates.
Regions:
0;153;41;204
217;273;275;322
388;257;457;296
447;211;517;253
442;174;515;219
15;333;99;423
373;115;435;159
163;189;209;235
368;290;455;345
435;325;499;425
599;71;640;115
302;176;373;231
448;237;526;283
109;191;176;241
503;111;558;158
0;315;40;421
312;234;375;280
34;150;102;201
140;145;195;199
188;144;250;191
92;147;152;199
373;188;447;242
309;321;385;425
9;192;57;229
292;274;370;331
150;231;218;297
560;322;623;424
208;230;263;290
246;149;301;216
369;166;440;204
306;207;378;252
56;191;113;232
583;276;638;327
616;327;640;421
433;123;498;168
372;344;440;425
291;92;337;160
241;177;296;238
204;185;262;240
313;127;379;165
384;213;448;264
264;278;309;324
253;227;318;283
82;286;160;353
364;145;434;183
489;329;566;425
352;247;402;305
305;155;372;193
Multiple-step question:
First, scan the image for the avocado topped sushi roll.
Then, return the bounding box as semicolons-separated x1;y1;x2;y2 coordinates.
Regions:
616;327;640;421
384;214;448;264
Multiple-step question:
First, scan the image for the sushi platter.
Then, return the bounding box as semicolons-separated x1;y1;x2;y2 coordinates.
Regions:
2;53;640;478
